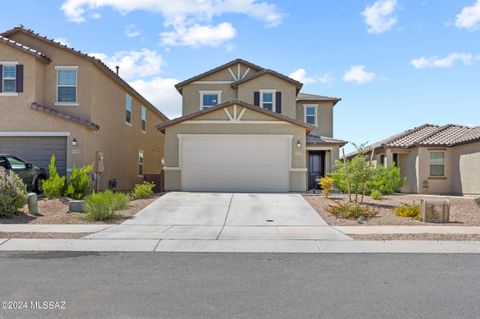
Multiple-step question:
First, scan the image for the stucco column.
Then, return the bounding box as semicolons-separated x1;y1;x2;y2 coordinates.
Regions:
385;149;394;168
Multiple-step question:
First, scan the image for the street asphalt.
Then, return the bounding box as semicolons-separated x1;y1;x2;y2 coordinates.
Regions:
0;252;479;319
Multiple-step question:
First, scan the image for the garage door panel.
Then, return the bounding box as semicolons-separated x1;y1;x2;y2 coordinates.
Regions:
0;137;67;175
181;135;290;192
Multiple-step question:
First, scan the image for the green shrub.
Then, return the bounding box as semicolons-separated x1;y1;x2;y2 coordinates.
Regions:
319;176;334;198
327;201;377;220
84;190;130;221
475;197;480;207
371;189;383;200
42;155;66;198
369;164;405;195
131;181;155;199
0;168;28;217
394;202;421;220
65;164;93;199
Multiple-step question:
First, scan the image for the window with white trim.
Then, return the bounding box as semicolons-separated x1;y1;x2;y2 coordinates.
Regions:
126;95;132;124
56;67;77;103
141;106;146;132
429;151;445;177
2;65;17;92
304;105;318;126
260;90;275;111
138;150;144;176
200;90;221;109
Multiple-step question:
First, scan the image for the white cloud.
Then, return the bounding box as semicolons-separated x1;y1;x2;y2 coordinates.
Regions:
90;12;101;19
130;77;182;118
362;0;398;33
90;49;164;81
411;53;477;68
289;68;333;84
125;24;141;38
343;65;376;84
54;38;70;46
61;0;284;47
160;22;236;47
455;0;480;30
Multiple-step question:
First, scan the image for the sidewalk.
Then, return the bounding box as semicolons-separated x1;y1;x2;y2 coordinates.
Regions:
1;238;480;253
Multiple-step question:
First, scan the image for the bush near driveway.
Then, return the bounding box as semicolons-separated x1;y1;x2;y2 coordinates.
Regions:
65;164;93;200
131;181;155;199
0;168;28;218
84;190;130;221
371;189;383;200
327;201;377;220
394;202;421;220
475;197;480;208
42;155;66;198
318;176;334;198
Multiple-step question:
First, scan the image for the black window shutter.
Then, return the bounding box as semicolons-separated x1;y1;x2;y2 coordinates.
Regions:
253;91;260;106
0;65;3;92
16;64;24;93
275;91;282;113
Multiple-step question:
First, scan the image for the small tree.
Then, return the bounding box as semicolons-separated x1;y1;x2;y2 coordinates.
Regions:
42;154;66;198
318;176;334;198
65;164;93;199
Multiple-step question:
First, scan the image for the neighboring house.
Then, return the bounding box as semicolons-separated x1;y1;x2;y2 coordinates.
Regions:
345;124;480;195
0;26;168;191
157;59;346;192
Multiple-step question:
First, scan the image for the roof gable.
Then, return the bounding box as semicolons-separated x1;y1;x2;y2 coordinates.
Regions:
297;92;341;105
231;69;303;93
175;59;264;93
156;100;313;132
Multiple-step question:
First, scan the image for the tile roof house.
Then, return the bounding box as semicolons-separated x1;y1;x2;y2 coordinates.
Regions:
0;25;168;191
346;124;480;195
158;59;346;192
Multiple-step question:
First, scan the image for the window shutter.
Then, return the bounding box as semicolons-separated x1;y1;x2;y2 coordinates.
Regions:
253;91;259;106
0;65;3;92
275;91;282;113
16;64;24;93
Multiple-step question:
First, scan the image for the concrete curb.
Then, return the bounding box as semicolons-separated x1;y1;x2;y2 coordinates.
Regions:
334;226;480;235
0;224;111;233
1;238;480;253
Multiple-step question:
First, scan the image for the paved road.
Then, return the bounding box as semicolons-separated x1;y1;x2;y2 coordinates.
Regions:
1;252;479;319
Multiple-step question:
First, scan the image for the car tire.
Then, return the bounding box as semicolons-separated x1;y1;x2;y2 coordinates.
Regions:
34;176;46;194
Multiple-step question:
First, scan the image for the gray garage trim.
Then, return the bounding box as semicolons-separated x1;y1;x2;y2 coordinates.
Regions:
0;137;67;175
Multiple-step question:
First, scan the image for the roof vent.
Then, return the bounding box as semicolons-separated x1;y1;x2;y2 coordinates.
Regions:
115;66;119;76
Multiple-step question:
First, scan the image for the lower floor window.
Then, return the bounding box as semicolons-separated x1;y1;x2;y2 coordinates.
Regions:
138;151;144;176
429;151;445;177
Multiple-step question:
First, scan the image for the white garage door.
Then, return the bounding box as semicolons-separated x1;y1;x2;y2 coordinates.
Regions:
180;135;291;192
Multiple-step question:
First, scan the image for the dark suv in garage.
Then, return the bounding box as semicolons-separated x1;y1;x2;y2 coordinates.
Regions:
0;154;47;193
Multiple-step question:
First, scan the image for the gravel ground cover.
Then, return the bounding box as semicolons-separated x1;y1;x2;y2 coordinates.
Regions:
304;194;480;226
0;194;162;224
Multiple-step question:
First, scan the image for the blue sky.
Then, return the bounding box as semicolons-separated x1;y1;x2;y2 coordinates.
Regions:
2;0;480;152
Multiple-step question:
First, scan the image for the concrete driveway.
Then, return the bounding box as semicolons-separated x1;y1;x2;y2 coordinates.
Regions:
87;192;350;241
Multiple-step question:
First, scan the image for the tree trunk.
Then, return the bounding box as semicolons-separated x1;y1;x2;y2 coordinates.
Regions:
342;148;352;202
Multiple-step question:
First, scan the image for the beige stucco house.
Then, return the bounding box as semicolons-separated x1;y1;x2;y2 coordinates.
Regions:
346;124;480;195
157;59;346;192
0;26;168;191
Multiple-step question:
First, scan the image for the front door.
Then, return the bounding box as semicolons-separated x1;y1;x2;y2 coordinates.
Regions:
308;151;325;190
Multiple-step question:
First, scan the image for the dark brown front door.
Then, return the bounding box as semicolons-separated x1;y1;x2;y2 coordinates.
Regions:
308;151;325;190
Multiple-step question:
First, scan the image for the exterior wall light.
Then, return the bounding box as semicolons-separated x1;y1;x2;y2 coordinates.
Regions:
72;138;78;146
296;141;301;148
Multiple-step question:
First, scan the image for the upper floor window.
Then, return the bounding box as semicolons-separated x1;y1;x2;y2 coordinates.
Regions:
56;66;77;104
200;90;221;109
430;151;445;177
260;90;276;112
126;95;132;124
304;105;318;126
141;106;146;132
2;65;17;93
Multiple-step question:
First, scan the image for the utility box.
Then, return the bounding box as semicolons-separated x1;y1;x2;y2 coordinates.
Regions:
96;151;104;173
421;198;450;223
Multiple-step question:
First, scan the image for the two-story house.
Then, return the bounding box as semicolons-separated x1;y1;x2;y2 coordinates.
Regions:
0;26;168;191
157;59;346;192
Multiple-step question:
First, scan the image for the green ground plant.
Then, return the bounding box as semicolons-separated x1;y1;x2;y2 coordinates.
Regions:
131;181;155;199
394;202;421;220
42;155;66;198
0;168;28;218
